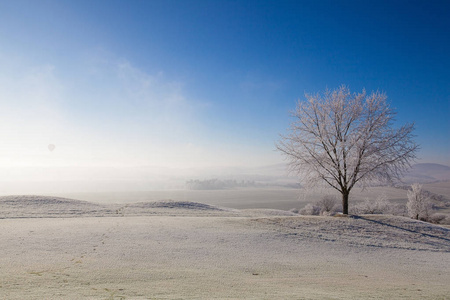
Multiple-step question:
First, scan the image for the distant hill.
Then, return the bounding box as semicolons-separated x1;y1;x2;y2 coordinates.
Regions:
403;163;450;183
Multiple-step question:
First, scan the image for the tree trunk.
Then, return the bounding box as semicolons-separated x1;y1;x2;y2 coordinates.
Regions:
342;192;349;215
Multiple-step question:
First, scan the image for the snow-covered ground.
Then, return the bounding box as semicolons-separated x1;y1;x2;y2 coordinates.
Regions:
0;196;449;299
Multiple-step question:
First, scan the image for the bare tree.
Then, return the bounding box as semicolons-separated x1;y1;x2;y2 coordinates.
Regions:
277;86;418;214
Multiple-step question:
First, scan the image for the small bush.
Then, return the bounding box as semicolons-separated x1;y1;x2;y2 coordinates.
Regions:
316;195;337;215
429;213;449;224
389;203;407;216
299;204;321;216
439;216;450;225
289;208;300;214
350;195;391;215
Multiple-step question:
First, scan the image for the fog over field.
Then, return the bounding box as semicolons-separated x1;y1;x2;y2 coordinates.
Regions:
1;163;449;210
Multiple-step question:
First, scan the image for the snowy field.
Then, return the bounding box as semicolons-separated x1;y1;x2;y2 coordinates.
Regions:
1;196;449;299
47;185;419;209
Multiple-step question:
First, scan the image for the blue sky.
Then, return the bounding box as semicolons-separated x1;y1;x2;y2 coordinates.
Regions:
0;0;449;178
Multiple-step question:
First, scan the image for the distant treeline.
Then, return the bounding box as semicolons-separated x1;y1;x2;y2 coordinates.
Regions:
185;179;259;190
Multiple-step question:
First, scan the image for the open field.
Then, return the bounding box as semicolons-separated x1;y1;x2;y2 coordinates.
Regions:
421;181;450;199
43;181;450;213
1;196;449;299
50;186;411;209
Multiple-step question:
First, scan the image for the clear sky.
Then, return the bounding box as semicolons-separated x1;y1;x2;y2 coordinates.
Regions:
0;0;449;182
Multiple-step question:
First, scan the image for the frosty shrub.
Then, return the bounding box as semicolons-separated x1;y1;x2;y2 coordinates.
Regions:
350;195;391;215
316;195;337;215
299;204;321;216
406;183;432;221
429;213;449;225
289;208;300;214
389;203;407;216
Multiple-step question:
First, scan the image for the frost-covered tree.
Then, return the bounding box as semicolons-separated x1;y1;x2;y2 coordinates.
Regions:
407;183;431;220
277;86;418;214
